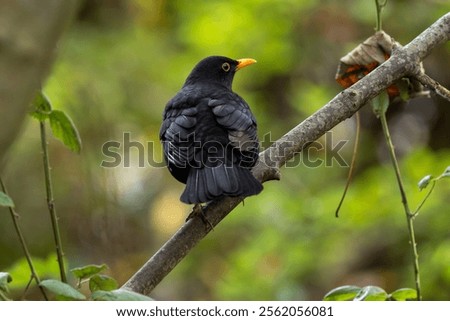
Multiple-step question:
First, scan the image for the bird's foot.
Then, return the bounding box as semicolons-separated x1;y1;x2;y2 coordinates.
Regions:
186;204;214;230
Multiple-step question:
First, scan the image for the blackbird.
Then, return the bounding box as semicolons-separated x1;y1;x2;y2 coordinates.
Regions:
160;56;263;204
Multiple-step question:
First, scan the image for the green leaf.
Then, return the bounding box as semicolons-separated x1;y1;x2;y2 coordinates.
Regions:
91;289;152;301
0;272;13;293
354;286;388;301
371;90;390;118
0;192;14;208
70;264;108;280
389;288;417;301
89;275;118;292
40;279;86;301
418;175;433;190
323;285;361;301
49;110;82;153
31;91;82;154
31;91;52;121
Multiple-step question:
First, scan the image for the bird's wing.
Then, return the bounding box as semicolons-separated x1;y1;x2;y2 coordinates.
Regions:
209;94;258;150
160;96;198;168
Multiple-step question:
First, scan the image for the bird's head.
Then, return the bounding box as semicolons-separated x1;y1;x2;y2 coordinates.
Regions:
184;56;256;90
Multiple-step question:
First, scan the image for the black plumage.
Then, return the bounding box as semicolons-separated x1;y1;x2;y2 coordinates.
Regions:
160;56;263;204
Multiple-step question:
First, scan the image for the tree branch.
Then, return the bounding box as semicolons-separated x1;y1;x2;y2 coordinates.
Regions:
121;13;450;296
0;0;79;173
415;73;450;102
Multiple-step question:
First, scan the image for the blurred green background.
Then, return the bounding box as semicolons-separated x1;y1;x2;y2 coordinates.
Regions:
1;0;449;300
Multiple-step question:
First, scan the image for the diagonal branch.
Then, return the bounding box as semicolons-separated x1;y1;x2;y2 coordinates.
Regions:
121;13;450;296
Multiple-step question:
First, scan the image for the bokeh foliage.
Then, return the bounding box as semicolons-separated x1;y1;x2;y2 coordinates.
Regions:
1;0;449;300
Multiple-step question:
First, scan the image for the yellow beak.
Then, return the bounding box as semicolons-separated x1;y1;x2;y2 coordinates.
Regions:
236;58;257;71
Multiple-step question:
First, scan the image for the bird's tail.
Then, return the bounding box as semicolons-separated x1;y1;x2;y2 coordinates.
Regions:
180;164;263;204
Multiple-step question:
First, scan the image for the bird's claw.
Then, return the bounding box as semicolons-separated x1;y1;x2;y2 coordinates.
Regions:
186;204;214;230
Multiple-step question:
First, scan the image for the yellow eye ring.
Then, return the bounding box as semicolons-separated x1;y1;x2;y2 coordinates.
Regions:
222;62;231;72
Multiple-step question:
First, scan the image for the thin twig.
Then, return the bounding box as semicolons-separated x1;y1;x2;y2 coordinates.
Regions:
379;113;421;300
39;121;67;283
22;277;34;300
375;0;388;31
335;112;360;217
415;73;450;102
413;180;436;215
0;178;49;300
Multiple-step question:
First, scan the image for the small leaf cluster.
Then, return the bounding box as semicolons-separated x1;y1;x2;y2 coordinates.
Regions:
412;165;450;217
324;285;417;301
31;91;82;153
418;166;450;191
38;264;151;301
0;265;151;301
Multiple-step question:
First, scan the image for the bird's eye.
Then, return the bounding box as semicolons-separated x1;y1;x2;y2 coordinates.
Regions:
221;62;231;72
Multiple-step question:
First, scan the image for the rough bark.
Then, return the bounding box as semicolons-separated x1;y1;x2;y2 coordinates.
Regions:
121;13;450;296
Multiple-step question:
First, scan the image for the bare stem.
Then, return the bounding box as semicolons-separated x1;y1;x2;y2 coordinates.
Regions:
379;113;421;300
0;179;48;300
335;112;360;217
39;121;67;283
414;180;436;215
375;0;388;31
